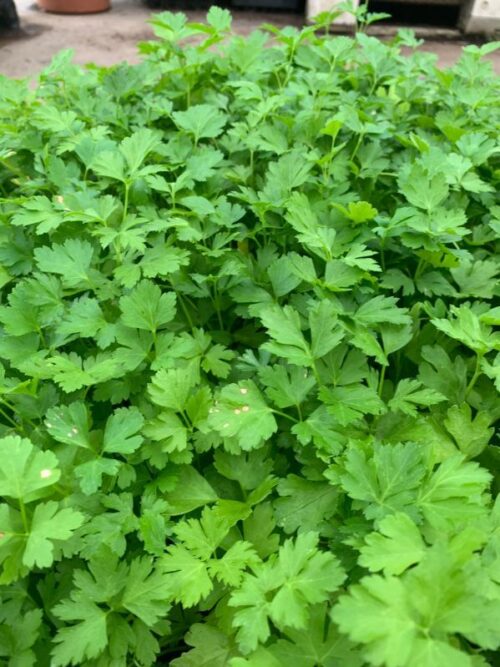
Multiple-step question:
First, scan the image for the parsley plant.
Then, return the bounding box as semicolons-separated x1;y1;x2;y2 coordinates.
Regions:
0;9;499;666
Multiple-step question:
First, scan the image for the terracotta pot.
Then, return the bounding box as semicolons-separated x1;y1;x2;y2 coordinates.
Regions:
37;0;110;13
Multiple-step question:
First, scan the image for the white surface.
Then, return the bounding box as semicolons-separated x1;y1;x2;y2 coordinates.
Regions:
461;0;500;32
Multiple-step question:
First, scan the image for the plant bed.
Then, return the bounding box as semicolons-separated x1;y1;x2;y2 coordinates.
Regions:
0;8;499;666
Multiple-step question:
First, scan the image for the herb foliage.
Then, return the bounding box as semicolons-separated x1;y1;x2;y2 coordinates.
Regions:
0;8;499;666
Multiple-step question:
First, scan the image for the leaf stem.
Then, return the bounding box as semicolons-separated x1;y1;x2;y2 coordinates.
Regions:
178;408;192;430
310;358;322;386
0;156;23;176
176;292;195;331
122;181;130;224
18;497;28;534
377;364;387;398
271;409;298;423
0;404;20;430
414;257;426;281
0;398;38;431
211;284;224;331
465;354;483;398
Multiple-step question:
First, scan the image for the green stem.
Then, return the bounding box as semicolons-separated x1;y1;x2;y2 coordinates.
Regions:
0;157;23;176
212;285;224;331
179;409;192;430
377;364;387;398
122;181;130;225
52;483;68;496
176;293;195;331
36;326;47;350
18;498;28;534
238;480;248;503
414;257;426;281
310;359;322;386
271;409;298;423
0;404;20;430
380;239;386;272
465;354;483;398
350;132;365;162
0;398;38;431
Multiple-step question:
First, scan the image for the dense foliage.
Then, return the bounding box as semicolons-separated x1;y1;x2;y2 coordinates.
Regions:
0;9;499;666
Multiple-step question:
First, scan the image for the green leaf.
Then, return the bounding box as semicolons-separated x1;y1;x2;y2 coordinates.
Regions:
270;603;362;667
45;402;91;449
166;466;218;515
335;538;500;667
332;575;422;667
44;351;125;393
148;362;199;412
260;365;316;409
0;607;42;666
358;513;426;575
355;296;411;327
119;279;176;332
52;597;108;667
34;239;95;288
398;165;449;210
444;403;494;458
75;458;121;495
388;379;446;416
339;442;426;521
431;305;498;355
120;557;171;624
23;501;84;568
214;449;273;491
120;128;162;175
161;506;255;606
309;300;345;359
90;150;125;181
243;502;280;560
102;407;144;455
0;436;60;502
143;410;189;453
11;196;65;234
171;624;238;666
58;296;112;345
320;384;385;425
230;532;345;652
162;544;212;606
208;381;277;450
260;304;311;366
265;152;312;199
172;104;227;142
269;532;346;629
274;475;338;534
206;5;232;31
417;455;491;532
210;540;259;587
345;201;378;224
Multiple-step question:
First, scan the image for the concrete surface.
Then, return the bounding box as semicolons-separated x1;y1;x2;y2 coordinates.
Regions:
0;0;499;78
460;0;500;33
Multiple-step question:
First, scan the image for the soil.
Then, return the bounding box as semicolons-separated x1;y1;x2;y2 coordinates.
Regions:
0;0;499;78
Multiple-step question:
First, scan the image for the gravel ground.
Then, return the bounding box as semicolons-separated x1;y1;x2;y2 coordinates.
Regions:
0;0;499;78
